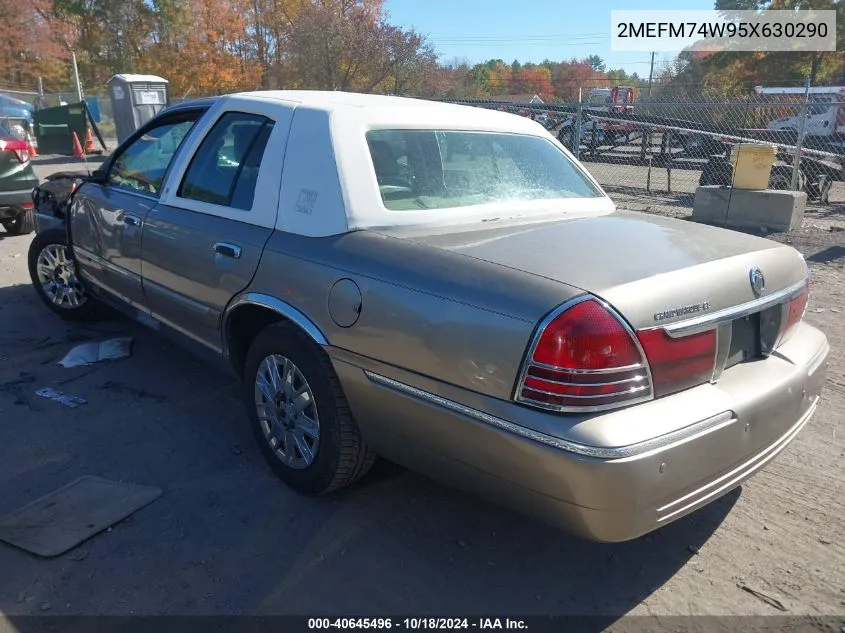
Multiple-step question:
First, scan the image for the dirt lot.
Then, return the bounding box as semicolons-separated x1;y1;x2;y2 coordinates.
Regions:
0;156;842;625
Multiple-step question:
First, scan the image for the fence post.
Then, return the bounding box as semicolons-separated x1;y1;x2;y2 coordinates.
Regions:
665;130;672;194
72;52;83;103
573;86;583;159
790;75;810;191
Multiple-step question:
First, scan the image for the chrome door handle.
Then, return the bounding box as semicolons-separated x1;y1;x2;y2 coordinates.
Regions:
123;214;143;227
213;242;242;259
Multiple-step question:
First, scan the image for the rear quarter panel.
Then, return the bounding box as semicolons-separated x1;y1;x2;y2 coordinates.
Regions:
0;156;37;195
248;229;580;400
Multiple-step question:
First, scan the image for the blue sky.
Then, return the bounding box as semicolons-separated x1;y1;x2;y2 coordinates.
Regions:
384;0;714;76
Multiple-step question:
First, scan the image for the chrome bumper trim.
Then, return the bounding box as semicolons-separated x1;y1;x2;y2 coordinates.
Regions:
663;278;807;337
657;396;818;523
365;370;736;460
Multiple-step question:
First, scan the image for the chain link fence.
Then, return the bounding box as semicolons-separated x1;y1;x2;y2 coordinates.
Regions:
3;82;843;222
443;96;845;221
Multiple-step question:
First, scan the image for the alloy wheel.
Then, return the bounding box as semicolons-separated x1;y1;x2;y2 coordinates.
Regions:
254;354;321;469
35;243;88;309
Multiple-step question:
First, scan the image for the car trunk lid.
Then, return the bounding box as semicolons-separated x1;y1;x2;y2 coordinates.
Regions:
379;210;810;408
379;210;807;332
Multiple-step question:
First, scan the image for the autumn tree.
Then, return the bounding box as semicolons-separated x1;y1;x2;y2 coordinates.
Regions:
428;59;491;99
243;0;307;88
287;0;434;93
714;0;844;84
0;0;70;90
510;66;554;99
140;0;264;97
653;0;845;100
551;59;608;100
469;59;511;95
46;0;153;87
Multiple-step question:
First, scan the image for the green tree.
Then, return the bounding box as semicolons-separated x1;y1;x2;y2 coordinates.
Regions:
586;54;605;72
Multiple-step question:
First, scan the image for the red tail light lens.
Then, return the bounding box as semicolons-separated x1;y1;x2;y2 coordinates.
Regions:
532;299;642;370
516;298;652;411
637;328;716;398
0;138;30;163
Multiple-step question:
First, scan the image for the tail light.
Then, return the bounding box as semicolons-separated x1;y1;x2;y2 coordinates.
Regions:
515;297;653;412
779;279;810;345
636;328;716;398
515;295;722;413
13;147;30;163
0;138;30;163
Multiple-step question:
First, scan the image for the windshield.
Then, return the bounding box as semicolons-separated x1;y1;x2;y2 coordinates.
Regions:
366;129;603;211
808;95;835;116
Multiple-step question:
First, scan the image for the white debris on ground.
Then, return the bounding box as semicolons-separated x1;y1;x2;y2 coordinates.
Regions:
34;387;87;408
57;337;133;368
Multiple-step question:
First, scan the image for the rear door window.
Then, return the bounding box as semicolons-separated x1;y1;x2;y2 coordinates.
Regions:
177;112;274;211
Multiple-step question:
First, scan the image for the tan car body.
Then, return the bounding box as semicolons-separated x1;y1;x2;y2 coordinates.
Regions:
232;214;827;541
37;92;829;541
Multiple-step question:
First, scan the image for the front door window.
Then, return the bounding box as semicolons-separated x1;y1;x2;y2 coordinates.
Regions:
108;118;197;196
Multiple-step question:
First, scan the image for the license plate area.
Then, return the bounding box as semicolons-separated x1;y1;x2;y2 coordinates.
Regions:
725;305;783;369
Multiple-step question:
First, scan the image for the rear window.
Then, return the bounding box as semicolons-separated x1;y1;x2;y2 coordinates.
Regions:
366;129;602;211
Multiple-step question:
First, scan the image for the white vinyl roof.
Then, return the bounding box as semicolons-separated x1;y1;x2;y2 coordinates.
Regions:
208;91;616;236
231;90;546;131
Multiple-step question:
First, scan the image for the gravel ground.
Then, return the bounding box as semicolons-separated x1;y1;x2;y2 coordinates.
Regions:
0;155;842;626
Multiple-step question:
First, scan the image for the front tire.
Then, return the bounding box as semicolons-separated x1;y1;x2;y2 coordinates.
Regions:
3;207;35;235
769;165;804;192
243;321;376;495
27;228;106;321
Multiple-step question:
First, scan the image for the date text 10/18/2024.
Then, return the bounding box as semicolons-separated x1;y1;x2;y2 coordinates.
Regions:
308;618;529;630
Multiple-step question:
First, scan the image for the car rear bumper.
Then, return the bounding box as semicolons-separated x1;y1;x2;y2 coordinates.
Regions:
0;188;34;217
334;322;829;542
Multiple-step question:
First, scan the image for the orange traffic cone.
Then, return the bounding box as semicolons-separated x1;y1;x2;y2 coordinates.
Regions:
72;131;84;158
84;127;96;153
26;131;37;157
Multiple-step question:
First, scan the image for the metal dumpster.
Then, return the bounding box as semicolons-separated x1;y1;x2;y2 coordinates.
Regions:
32;103;87;155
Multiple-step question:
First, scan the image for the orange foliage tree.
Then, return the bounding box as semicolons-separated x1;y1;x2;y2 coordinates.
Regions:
0;0;71;91
288;0;434;93
510;66;554;99
140;0;264;97
550;60;608;101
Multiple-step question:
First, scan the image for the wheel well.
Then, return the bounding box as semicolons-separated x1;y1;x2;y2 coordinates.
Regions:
225;305;288;376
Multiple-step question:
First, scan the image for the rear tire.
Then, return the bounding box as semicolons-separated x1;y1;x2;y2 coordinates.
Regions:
243;321;376;495
769;165;804;192
27;228;107;321
4;207;35;235
699;158;733;187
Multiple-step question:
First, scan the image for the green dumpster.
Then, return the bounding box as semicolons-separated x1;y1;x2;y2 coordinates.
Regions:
33;103;87;155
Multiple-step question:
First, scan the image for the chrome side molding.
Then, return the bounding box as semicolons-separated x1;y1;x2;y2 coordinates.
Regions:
222;292;329;358
365;370;736;460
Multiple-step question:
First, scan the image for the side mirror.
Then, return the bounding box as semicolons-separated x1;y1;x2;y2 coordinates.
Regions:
89;168;107;184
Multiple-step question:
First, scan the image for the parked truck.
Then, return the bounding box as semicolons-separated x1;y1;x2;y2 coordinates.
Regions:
755;85;845;137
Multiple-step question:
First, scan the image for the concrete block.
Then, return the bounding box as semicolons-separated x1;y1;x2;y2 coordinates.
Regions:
692;186;806;232
691;185;732;225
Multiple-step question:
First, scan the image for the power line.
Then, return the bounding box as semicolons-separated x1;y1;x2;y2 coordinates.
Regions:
432;35;610;43
426;31;608;39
